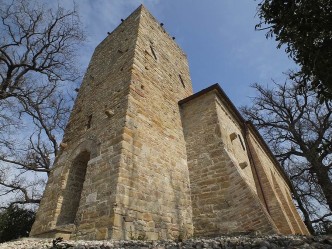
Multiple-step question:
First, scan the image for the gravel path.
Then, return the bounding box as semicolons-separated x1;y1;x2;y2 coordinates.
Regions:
0;235;331;249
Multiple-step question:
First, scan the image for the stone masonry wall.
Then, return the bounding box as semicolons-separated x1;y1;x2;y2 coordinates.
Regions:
214;97;256;191
32;5;194;241
180;90;279;237
111;6;194;240
246;131;310;235
31;6;142;239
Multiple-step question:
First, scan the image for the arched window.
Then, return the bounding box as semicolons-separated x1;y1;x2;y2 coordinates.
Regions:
57;151;90;225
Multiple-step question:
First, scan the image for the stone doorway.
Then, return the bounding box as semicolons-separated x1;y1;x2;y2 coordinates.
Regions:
57;151;90;226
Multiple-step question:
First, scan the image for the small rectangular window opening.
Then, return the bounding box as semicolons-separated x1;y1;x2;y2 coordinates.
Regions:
238;134;246;151
179;74;185;88
86;115;92;129
150;45;157;60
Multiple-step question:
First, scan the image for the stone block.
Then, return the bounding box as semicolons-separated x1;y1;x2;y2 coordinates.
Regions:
96;228;108;240
142;213;153;221
146;231;159;240
113;214;123;227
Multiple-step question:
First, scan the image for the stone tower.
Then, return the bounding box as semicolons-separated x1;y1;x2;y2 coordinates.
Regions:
31;5;309;240
31;5;193;240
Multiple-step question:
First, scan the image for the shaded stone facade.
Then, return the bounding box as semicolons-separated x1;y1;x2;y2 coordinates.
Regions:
179;85;309;237
30;5;309;240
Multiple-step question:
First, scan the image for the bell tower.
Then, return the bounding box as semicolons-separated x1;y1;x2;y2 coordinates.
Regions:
31;5;194;240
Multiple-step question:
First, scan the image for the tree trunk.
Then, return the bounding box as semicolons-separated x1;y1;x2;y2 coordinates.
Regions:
292;185;315;234
312;163;332;212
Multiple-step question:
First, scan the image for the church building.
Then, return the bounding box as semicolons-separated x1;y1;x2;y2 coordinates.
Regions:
31;5;309;240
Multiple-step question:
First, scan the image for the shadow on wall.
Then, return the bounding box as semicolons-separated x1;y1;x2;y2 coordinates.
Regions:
56;151;91;226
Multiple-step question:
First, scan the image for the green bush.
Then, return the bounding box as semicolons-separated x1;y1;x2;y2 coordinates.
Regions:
0;205;36;242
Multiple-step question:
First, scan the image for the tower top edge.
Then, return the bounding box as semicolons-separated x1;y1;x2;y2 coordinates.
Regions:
95;4;187;58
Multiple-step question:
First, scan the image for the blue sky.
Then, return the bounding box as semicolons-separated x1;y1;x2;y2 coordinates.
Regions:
51;0;297;107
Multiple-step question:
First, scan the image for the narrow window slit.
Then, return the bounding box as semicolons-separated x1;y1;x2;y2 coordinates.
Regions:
86;115;92;129
179;74;185;88
238;134;246;151
150;45;157;60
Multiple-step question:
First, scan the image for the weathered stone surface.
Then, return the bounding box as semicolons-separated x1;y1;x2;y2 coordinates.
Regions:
30;4;309;241
179;85;310;236
31;5;192;240
2;235;332;249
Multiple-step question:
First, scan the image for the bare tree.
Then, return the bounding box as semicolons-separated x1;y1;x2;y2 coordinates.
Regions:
0;0;85;208
241;77;332;234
